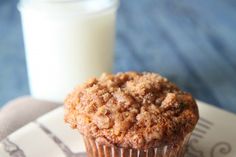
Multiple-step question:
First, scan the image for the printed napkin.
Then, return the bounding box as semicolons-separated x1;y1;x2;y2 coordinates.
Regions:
0;101;235;157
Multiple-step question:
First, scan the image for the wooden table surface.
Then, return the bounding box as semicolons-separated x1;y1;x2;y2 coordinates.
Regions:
0;0;236;113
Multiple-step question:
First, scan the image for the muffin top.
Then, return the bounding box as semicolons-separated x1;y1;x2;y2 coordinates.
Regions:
64;72;199;149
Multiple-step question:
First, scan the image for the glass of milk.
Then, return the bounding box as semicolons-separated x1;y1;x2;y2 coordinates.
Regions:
18;0;119;102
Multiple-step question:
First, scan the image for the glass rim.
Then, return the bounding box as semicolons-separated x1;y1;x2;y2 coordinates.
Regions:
18;0;119;16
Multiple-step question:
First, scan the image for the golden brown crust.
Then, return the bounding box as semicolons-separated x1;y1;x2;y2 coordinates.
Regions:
64;72;199;149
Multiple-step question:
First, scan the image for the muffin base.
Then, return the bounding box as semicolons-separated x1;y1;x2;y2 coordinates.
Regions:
83;134;191;157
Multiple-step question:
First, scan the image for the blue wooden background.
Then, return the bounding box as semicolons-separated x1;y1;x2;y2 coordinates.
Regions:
0;0;236;113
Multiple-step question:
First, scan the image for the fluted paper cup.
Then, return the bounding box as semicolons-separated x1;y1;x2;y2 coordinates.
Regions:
83;133;191;157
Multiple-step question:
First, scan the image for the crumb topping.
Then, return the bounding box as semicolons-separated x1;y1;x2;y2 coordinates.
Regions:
64;72;199;149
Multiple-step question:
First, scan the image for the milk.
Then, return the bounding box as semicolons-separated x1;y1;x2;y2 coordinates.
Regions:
18;0;118;102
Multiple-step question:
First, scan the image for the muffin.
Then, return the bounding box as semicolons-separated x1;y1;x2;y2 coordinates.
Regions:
64;72;199;157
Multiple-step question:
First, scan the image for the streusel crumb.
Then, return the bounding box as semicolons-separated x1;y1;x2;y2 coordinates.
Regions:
64;72;199;149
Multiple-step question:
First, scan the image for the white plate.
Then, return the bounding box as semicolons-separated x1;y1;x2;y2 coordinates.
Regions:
0;101;235;157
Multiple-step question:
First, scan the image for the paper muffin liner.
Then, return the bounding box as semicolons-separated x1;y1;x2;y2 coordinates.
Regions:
83;133;191;157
